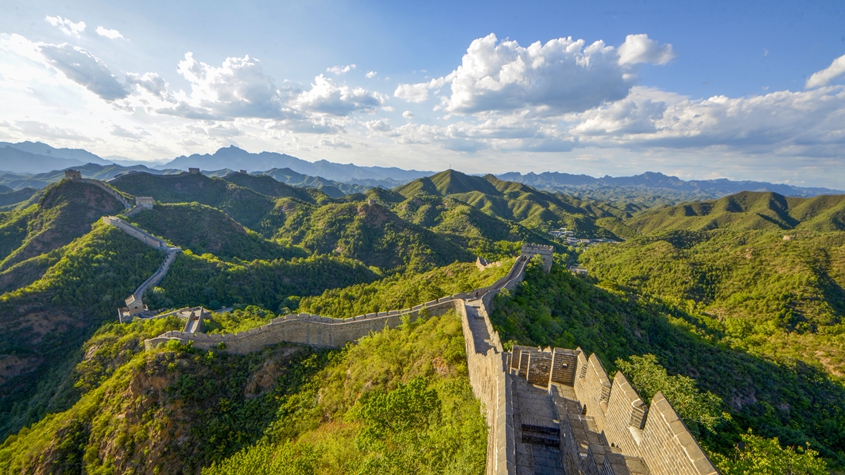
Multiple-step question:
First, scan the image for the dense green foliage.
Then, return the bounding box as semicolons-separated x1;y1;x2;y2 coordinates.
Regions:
0;223;163;438
394;170;633;238
0;179;125;271
146;250;378;313
270;199;473;272
712;430;829;475
582;230;845;381
204;311;486;475
110;172;277;229
299;259;512;317
491;259;845;468
128;202;305;261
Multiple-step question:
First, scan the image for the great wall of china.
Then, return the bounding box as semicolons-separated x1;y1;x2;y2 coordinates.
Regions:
64;171;183;323
142;243;717;475
61;171;717;474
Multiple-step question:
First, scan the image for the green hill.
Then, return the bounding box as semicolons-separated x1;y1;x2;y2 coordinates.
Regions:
0;180;126;272
626;191;845;234
492;258;845;469
394;170;632;238
128;203;306;261
271;199;473;273
221;172;329;203
110;172;276;230
0;310;484;475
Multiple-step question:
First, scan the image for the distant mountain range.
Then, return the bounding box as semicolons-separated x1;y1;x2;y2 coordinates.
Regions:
164;145;428;187
0;141;841;199
497;171;842;199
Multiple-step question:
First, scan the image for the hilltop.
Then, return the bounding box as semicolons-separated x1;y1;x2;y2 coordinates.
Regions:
626;191;845;234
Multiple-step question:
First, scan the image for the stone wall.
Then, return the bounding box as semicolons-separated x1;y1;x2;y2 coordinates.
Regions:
77;179;132;209
520;344;717;475
102;216;168;249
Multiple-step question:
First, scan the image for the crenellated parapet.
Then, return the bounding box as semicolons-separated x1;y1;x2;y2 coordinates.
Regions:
508;345;718;475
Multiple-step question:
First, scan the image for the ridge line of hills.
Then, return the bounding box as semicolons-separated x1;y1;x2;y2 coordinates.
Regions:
0;141;840;200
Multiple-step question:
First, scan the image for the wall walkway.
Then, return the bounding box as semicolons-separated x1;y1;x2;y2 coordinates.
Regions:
103;216;181;323
143;245;717;475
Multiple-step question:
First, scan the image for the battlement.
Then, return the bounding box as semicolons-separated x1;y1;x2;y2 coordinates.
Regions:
520;243;554;273
507;346;717;475
64;169;82;180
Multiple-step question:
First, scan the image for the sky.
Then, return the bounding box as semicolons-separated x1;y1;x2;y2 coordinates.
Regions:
0;0;844;188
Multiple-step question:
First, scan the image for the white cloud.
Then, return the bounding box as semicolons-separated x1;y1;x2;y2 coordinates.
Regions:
320;138;351;148
567;86;845;157
617;34;677;66
126;72;167;97
292;74;384;116
394;33;675;115
161;52;290;120
365;70;377;79
806;54;845;89
44;16;86;36
15;120;91;141
96;26;124;40
327;64;356;75
365;119;392;132
39;43;129;101
402;110;414;119
111;123;149;140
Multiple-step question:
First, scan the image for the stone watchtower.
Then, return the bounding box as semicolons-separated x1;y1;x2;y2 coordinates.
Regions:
135;196;154;210
521;244;554;272
188;167;200;174
64;169;82;180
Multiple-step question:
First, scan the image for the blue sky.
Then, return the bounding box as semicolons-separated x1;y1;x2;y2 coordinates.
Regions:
1;0;844;187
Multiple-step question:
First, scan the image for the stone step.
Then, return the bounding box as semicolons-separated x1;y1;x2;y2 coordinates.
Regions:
521;419;560;435
521;433;560;446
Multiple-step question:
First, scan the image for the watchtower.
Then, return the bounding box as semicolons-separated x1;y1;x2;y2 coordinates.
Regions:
64;169;82;180
521;244;554;272
188;167;200;174
135;196;154;209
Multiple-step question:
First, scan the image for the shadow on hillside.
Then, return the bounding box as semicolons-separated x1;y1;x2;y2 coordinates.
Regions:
490;261;845;465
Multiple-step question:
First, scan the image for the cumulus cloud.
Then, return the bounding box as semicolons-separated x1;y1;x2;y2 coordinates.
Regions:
617;34;677;66
39;43;129;101
292;74;384;116
366;70;377;79
365;119;392;132
327;64;356;75
44;16;86;36
161;52;289;119
394;33;675;115
806;54;845;89
567;86;845;156
96;26;124;40
402;110;414;119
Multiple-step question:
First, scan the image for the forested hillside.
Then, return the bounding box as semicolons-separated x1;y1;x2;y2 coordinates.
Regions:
0;170;842;474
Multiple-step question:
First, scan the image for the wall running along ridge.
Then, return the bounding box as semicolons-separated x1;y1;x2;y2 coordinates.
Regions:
102;216;181;322
143;244;715;475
